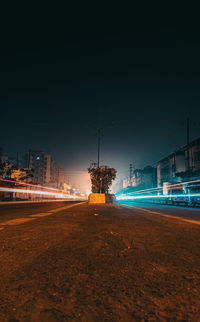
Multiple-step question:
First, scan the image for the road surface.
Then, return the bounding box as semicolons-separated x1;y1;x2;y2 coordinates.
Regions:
0;201;200;321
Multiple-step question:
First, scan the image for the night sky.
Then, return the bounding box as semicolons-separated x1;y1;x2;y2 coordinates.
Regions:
1;5;200;180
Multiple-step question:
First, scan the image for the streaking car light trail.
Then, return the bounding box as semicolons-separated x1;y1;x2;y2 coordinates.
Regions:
0;187;85;199
0;178;64;191
116;179;200;197
116;194;200;201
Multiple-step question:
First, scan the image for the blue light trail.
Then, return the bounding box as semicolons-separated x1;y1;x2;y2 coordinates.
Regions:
116;193;200;201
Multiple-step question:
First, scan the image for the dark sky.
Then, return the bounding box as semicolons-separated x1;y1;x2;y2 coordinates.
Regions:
1;5;200;179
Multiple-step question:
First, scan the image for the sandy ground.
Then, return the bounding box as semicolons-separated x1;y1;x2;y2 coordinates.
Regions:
0;202;200;321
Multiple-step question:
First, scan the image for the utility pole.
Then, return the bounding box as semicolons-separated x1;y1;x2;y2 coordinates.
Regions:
16;152;19;169
28;149;31;170
187;117;190;172
96;127;104;168
97;128;101;168
96;123;113;168
129;163;133;186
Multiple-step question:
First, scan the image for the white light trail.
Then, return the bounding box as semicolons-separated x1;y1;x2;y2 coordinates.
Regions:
120;179;200;197
0;178;62;191
116;193;200;201
0;187;85;199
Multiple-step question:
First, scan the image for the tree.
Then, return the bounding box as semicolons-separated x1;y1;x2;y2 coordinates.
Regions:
88;164;117;194
0;162;12;179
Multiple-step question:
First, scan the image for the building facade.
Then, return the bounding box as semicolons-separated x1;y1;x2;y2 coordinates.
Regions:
22;150;48;185
131;166;157;190
187;137;200;172
157;137;200;186
122;166;157;190
122;177;130;188
22;150;65;187
157;151;186;186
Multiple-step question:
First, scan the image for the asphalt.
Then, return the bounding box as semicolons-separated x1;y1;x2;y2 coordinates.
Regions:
0;201;200;321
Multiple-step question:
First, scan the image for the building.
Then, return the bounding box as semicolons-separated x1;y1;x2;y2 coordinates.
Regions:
157;151;186;186
22;150;61;186
122;166;157;191
22;150;70;189
131;166;157;190
48;160;59;188
0;154;8;164
22;150;49;185
157;136;200;186
122;177;130;188
186;137;200;172
58;168;68;190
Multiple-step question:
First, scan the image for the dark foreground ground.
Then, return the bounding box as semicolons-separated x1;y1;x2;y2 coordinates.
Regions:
0;201;200;321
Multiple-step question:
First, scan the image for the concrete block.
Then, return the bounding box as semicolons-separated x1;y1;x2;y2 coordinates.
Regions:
88;193;106;204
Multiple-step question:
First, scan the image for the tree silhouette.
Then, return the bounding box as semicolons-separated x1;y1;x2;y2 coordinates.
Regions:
88;165;117;193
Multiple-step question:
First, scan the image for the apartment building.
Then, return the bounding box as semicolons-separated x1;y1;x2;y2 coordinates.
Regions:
157;137;200;186
22;150;58;186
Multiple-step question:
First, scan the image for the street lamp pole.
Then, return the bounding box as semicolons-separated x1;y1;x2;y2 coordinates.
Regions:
97;128;101;168
187;117;190;171
96;122;113;168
